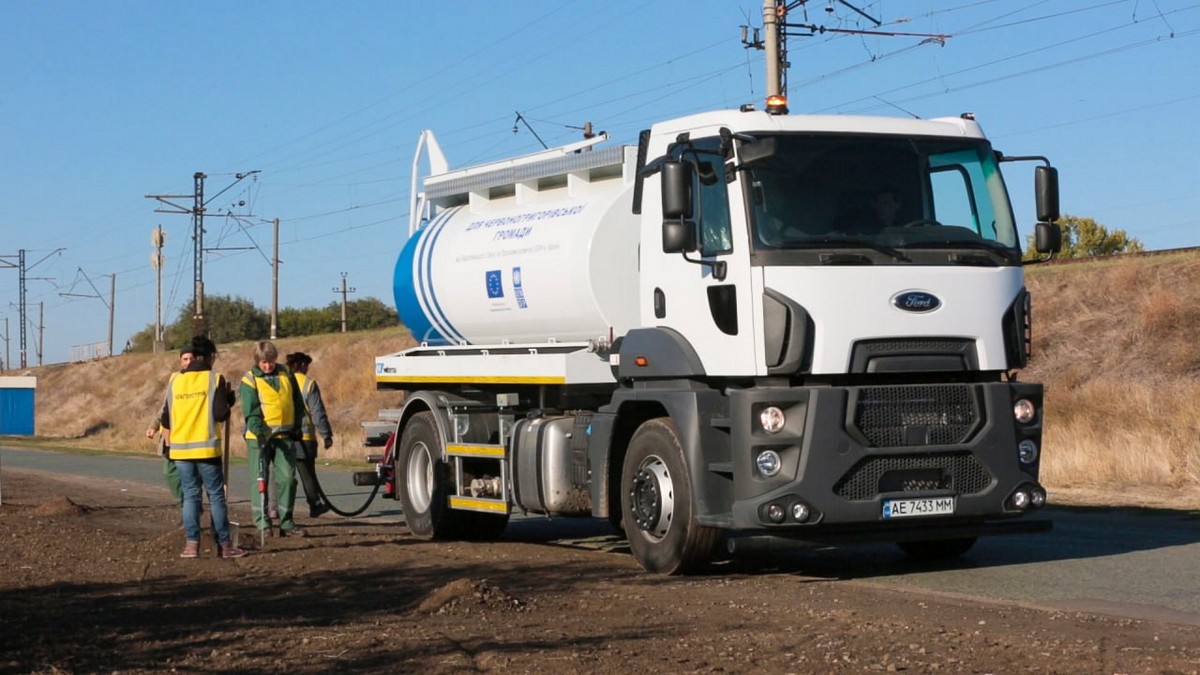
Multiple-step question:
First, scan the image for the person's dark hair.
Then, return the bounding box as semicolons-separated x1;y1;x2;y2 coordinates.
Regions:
189;335;217;359
286;352;312;368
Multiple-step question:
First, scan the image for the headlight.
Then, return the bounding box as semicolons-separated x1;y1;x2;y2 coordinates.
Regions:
1018;439;1039;464
1013;399;1036;424
759;406;785;434
756;450;782;477
766;503;786;523
791;502;810;522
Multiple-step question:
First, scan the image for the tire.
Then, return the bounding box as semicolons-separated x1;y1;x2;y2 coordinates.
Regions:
897;537;977;560
396;411;462;540
620;418;719;574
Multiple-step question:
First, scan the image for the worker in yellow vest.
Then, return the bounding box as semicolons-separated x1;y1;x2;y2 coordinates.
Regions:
162;335;246;559
286;351;334;518
241;340;306;537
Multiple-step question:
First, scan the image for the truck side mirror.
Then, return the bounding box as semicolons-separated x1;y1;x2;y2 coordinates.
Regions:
661;159;697;253
1035;165;1059;223
1035;222;1062;254
661;160;693;220
663;220;697;253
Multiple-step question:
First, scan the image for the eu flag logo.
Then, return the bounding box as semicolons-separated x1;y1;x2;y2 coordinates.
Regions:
486;270;504;298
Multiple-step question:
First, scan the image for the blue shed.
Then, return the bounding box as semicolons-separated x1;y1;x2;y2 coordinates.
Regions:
0;377;36;436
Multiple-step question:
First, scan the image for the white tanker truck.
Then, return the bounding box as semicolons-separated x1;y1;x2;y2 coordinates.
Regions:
373;103;1063;574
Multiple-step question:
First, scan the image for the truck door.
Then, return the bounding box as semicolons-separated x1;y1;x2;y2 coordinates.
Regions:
642;138;758;376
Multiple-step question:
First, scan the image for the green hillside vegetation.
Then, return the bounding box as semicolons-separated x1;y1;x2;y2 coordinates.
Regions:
9;252;1200;506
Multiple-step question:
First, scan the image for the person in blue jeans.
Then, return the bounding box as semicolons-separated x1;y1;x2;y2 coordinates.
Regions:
161;335;246;559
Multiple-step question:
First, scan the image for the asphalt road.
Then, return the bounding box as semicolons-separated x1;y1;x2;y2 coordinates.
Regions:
4;444;1199;626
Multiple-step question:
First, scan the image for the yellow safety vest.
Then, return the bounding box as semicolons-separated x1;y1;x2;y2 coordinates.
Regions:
295;372;317;442
166;370;222;460
242;369;297;439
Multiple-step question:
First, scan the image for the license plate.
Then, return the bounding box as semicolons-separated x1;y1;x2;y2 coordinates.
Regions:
882;496;955;519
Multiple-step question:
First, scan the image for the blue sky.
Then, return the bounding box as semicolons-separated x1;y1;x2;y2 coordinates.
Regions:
2;0;1198;367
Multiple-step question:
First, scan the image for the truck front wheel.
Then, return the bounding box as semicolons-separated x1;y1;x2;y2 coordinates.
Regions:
621;418;718;574
397;411;461;539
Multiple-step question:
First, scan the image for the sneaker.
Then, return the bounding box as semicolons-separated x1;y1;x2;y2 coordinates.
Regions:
179;540;199;558
218;542;247;559
309;502;330;518
280;527;307;538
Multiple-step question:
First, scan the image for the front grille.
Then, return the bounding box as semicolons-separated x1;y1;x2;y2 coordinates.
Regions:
833;452;993;501
853;384;980;447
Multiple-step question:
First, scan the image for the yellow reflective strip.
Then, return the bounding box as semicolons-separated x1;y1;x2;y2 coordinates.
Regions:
447;444;506;458
449;496;509;513
376;375;566;385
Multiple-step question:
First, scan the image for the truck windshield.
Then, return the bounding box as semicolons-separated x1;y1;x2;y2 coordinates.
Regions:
743;133;1020;265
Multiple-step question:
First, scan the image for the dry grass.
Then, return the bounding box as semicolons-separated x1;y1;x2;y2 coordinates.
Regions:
1027;251;1200;493
13;251;1200;498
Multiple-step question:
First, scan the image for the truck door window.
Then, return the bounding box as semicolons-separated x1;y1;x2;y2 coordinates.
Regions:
672;140;733;256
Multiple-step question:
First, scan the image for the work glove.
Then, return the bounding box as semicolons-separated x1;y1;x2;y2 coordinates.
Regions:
323;437;333;450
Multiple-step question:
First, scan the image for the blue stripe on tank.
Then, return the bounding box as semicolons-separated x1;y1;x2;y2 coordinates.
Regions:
419;210;467;344
394;207;467;346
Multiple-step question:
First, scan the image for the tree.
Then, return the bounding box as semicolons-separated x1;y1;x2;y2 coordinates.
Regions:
123;295;398;352
339;297;400;331
1024;214;1144;260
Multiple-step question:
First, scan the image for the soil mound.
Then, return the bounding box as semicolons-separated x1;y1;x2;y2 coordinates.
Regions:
418;577;527;614
30;496;90;516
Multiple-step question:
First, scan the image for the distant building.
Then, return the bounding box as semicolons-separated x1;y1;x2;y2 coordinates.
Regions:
0;377;37;435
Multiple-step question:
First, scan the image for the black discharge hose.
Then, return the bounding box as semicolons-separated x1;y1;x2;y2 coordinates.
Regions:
307;436;395;518
313;471;383;517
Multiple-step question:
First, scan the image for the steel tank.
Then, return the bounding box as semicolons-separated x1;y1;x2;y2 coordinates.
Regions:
393;188;639;346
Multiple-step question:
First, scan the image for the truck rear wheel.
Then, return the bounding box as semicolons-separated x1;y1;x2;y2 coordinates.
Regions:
620;418;718;574
397;411;461;540
898;537;977;560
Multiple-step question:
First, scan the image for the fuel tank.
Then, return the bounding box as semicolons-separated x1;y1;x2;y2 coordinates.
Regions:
394;179;640;346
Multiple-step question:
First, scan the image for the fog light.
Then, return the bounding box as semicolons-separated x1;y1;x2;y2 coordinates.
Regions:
1013;399;1036;424
766;503;786;523
791;502;809;522
756;450;782;477
1012;490;1030;510
760;406;786;434
1018;440;1039;464
1030;488;1046;507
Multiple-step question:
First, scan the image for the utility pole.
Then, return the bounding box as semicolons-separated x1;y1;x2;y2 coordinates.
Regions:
333;273;356;333
764;0;782;98
271;217;279;340
108;273;116;357
35;302;43;367
147;169;260;336
2;316;8;372
0;248;64;368
151;226;166;353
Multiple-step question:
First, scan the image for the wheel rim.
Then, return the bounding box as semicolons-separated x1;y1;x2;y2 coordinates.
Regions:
629;454;674;541
406;440;434;513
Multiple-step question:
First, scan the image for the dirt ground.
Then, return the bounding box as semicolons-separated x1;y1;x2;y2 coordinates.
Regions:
3;470;1200;675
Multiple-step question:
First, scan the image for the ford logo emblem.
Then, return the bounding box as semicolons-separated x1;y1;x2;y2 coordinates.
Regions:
892;291;941;313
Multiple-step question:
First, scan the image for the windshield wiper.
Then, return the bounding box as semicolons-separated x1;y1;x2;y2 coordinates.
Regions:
898;239;1019;265
784;237;912;262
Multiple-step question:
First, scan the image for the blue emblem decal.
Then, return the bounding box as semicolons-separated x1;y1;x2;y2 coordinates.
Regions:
486;270;504;298
892;290;941;313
